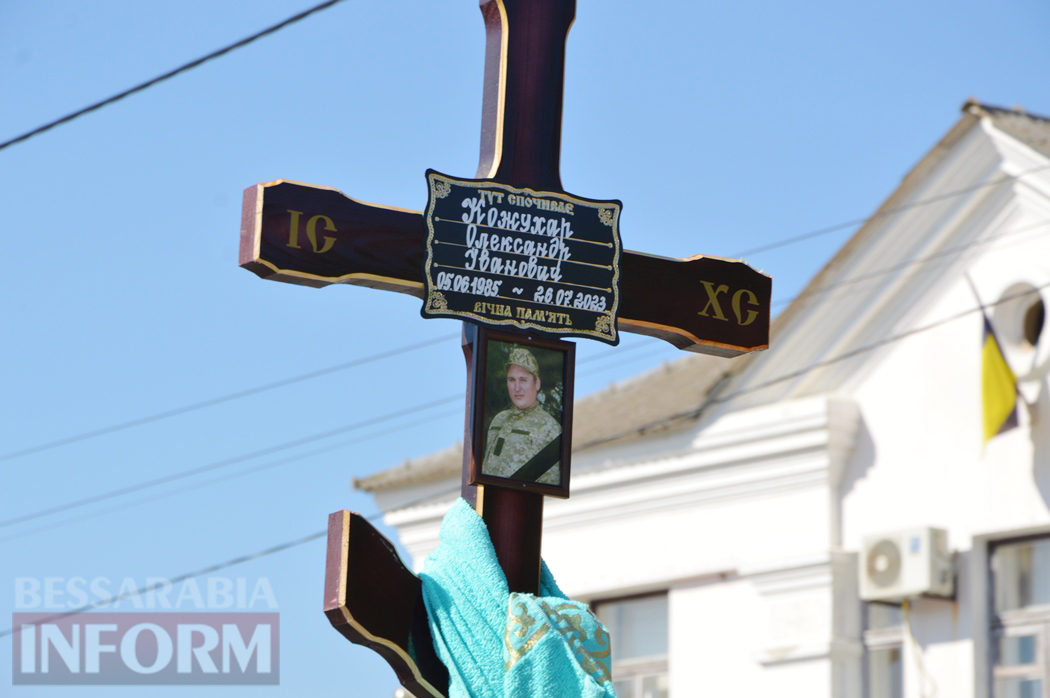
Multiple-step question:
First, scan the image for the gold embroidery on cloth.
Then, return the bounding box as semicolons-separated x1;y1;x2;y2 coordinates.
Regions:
505;600;548;670
502;596;613;684
511;601;537;638
540;601;612;683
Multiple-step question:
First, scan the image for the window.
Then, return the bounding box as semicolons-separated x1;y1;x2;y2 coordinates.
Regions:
594;594;669;698
864;603;904;698
991;536;1050;698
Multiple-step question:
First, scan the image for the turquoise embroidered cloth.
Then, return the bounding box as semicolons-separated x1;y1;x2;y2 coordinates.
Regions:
420;498;616;698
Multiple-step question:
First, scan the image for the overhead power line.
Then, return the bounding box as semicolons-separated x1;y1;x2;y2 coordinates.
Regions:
0;485;459;640
0;0;346;152
0;332;457;463
771;218;1050;308
729;163;1050;259
0;394;461;531
8;209;1040;466
2;329;660;468
0;408;463;545
0;529;327;640
575;280;1050;452
3;280;1048;641
5;214;1044;535
6;218;1045;531
7;289;1036;633
714;282;1050;406
0;338;662;534
10;213;1042;467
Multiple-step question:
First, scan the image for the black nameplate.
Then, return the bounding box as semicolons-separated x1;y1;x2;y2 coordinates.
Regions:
421;171;622;344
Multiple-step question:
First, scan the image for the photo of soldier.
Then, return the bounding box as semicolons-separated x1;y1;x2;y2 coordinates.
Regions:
481;343;563;485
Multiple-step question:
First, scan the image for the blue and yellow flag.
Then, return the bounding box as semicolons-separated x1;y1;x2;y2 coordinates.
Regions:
982;316;1019;443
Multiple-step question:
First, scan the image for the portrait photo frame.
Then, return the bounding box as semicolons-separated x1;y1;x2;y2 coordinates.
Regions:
467;326;575;498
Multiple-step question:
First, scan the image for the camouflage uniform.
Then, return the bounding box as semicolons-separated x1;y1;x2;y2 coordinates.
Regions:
482;403;561;485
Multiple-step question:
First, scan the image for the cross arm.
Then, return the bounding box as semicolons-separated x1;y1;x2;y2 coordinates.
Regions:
324;510;449;698
239;181;425;295
240;181;770;356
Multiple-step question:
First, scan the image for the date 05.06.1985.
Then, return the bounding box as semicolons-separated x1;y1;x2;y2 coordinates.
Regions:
434;271;502;297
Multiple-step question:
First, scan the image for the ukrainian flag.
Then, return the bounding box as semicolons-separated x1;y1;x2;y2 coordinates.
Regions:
982;316;1019;443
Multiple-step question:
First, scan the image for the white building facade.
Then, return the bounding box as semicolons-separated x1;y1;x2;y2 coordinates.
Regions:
360;102;1050;698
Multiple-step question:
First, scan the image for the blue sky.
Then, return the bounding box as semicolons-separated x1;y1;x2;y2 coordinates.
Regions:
2;0;1048;695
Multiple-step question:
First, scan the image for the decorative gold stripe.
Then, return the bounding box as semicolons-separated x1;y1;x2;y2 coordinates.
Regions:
482;0;510;180
332;511;443;698
260;178;420;216
253;184;264;261
335;606;445;698
251;258;425;290
337;511;350;607
618;317;767;353
250;179;425;289
424;310;615;342
425;175;621;209
680;253;772;281
504;623;548;671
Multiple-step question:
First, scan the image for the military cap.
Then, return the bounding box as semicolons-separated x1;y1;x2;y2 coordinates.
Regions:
504;346;540;378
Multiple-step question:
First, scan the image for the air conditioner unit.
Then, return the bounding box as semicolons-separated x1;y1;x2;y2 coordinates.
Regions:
859;527;954;602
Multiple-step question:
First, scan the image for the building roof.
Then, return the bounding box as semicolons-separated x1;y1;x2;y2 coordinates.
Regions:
354;99;1050;495
971;100;1050;159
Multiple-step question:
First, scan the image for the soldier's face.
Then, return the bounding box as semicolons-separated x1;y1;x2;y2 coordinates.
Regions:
506;364;540;409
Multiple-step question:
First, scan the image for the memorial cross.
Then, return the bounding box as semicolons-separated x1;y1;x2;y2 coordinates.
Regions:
240;1;770;696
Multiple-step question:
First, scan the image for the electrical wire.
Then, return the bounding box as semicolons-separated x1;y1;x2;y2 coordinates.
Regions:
4;275;1045;638
4;74;1043;463
6;280;1037;541
0;1;1044;651
0;0;346;152
0;531;326;640
6;221;1046;532
729;163;1050;259
0;332;456;464
578;344;678;377
0;331;664;464
0;337;659;534
902;600;938;698
1;0;1043;271
0;484;459;640
3;213;1044;535
771;219;1050;308
10;211;1037;468
572;280;1050;452
714;280;1050;406
0;394;462;531
0;408;463;545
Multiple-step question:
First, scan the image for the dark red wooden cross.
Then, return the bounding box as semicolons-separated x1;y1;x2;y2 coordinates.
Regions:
240;1;770;696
